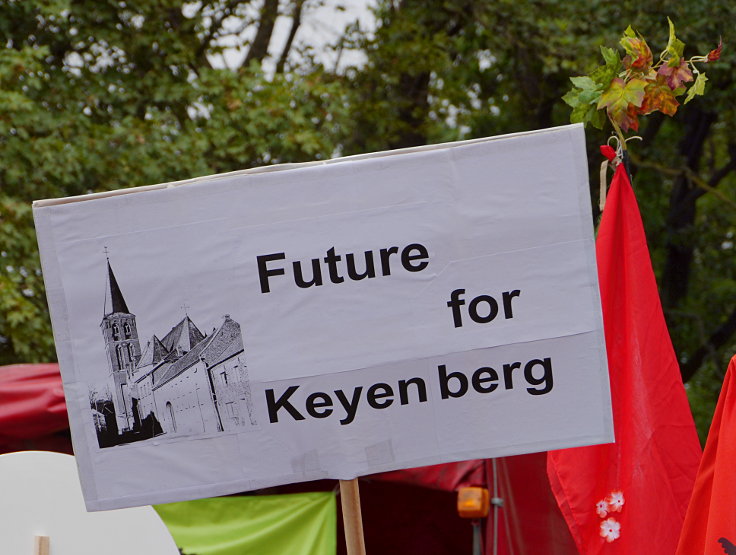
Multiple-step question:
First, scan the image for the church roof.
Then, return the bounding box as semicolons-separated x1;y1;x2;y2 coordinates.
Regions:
161;316;205;354
136;335;169;369
201;316;243;368
153;316;243;390
104;260;130;315
153;335;209;387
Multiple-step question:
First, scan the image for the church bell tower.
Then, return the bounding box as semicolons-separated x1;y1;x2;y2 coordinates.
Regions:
100;256;141;433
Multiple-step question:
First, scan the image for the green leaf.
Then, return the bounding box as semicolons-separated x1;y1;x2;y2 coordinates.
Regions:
684;72;708;104
590;108;607;130
570;76;598;90
666;17;685;67
566;76;606;127
600;46;620;67
578;88;603;104
590;46;622;87
570;101;598;127
562;88;582;107
623;25;636;38
563;75;603;109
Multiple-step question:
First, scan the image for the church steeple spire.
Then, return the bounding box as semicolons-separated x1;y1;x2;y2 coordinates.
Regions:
105;260;130;315
100;251;141;434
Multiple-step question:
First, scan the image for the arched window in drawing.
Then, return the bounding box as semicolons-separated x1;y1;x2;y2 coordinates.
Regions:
166;402;176;432
126;342;134;362
123;321;132;339
116;345;124;368
112;323;120;341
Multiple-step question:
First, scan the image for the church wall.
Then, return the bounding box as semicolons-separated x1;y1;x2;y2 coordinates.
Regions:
210;353;256;429
136;372;156;422
154;362;221;436
110;370;133;432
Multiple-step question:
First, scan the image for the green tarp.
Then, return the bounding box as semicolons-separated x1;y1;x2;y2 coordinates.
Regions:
155;492;336;555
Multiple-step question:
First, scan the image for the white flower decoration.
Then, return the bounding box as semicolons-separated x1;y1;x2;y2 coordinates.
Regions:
600;518;621;543
595;499;609;518
607;491;625;513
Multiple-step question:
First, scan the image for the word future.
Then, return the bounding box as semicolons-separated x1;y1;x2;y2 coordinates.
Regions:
266;357;554;425
256;243;429;293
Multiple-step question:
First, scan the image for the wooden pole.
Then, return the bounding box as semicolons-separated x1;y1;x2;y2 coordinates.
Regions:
34;536;49;555
340;478;367;555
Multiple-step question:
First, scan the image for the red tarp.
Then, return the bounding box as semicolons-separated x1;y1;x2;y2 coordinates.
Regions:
0;363;67;441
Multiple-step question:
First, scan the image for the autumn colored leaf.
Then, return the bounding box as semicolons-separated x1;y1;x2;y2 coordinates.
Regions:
708;39;723;62
620;30;652;71
563;20;715;134
597;77;647;131
665;17;685;67
658;59;693;90
640;75;679;116
622;104;640;132
685;72;708;104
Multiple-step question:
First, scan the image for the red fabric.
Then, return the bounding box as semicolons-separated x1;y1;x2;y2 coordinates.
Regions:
375;453;577;554
600;145;617;162
488;453;577;555
0;363;67;441
372;460;485;492
676;355;736;554
546;164;701;553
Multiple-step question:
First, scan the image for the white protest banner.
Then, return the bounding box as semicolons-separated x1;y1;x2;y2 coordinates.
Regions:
33;123;613;511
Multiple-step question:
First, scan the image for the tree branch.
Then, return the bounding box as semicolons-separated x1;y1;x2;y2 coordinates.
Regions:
661;107;717;310
629;152;736;212
685;144;736;204
244;0;280;66
195;1;240;66
275;0;304;73
681;305;736;382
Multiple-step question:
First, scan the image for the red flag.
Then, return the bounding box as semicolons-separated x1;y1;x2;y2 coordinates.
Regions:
677;355;736;554
546;163;701;553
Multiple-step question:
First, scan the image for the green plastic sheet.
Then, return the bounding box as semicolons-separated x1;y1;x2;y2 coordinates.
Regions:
154;492;336;555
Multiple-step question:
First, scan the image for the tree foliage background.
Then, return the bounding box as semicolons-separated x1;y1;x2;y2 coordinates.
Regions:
1;0;734;440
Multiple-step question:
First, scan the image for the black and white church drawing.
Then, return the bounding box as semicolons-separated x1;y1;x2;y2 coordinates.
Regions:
90;257;256;448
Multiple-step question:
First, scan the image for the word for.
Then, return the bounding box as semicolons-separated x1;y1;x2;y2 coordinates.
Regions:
256;242;429;293
446;288;521;328
265;356;554;425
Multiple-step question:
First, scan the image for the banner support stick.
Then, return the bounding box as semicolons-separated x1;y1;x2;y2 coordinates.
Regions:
340;478;367;555
34;536;49;555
